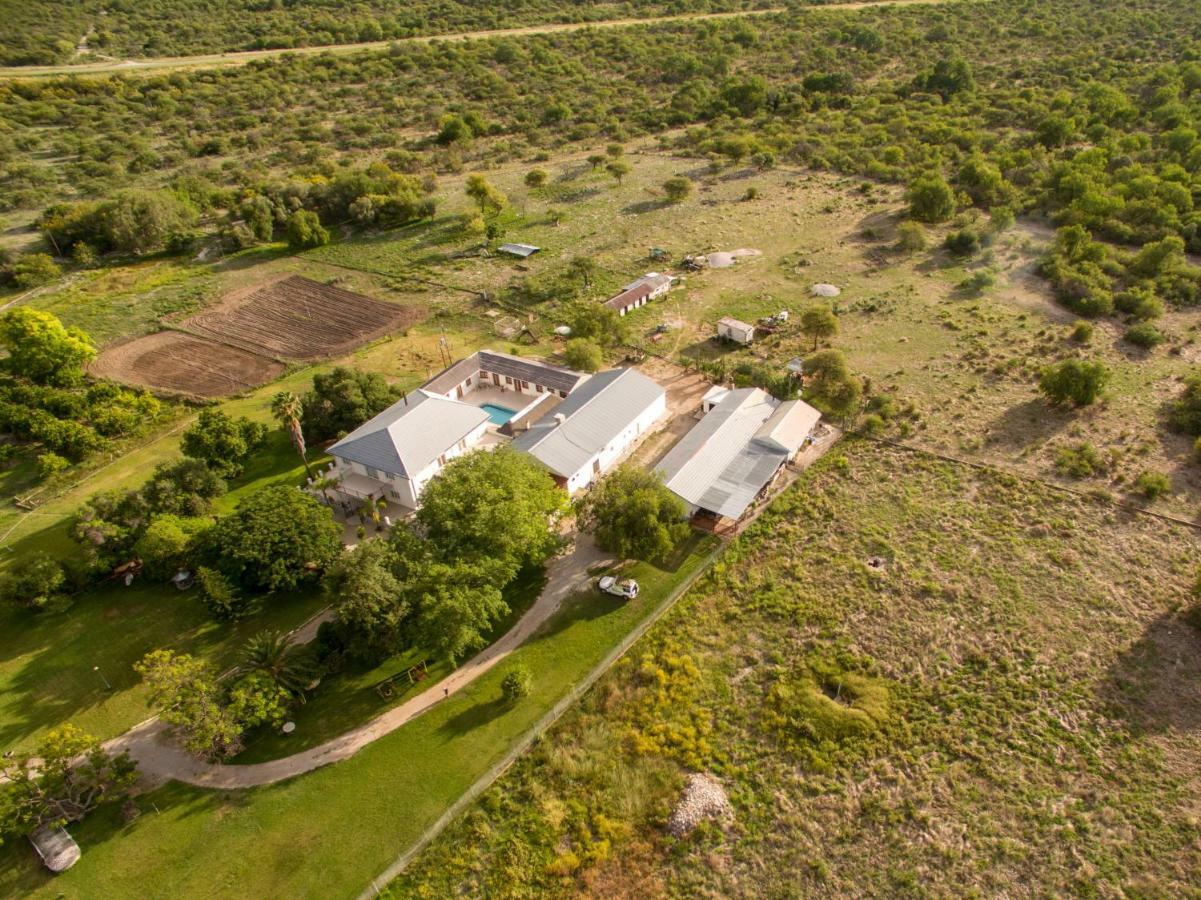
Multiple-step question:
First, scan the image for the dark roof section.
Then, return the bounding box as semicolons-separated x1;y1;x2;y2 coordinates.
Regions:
422;350;586;396
605;282;655;311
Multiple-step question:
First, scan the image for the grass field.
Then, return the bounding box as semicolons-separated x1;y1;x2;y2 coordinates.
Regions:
391;440;1201;896
0;534;717;897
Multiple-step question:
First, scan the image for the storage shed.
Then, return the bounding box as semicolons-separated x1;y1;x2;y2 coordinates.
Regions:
717;317;756;345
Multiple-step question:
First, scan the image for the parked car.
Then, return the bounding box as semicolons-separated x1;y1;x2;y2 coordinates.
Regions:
29;825;81;873
598;575;639;599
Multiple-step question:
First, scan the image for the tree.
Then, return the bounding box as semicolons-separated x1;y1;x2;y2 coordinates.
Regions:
799;305;839;351
142;457;227;517
135;650;244;759
663;176;692;203
301;366;402;442
409;554;510;664
11;252;61;288
566;256;598;289
417;446;568;579
465;174;507;216
915;55;975;99
226;671;290;731
563;338;604;373
906;173;956;223
0;551;69;611
803;349;863;420
98;189;198;254
271;391;311;477
587;154;606;170
285;210;329;249
524;168;549;189
0;308;95;386
195;566;247;621
720;76;768;116
1039;359;1110;407
206;485;342;592
0;724;136;842
134;514;208;581
181;408;268;478
895;221;928;253
325;538;410;660
564;301;626;348
239;630;314;695
501;666;533;703
576;465;689;561
605;159;632;185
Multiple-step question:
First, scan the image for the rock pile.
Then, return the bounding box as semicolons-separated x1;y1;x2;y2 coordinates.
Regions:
666;773;732;837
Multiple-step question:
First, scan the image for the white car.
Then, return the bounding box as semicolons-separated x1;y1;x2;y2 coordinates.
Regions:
598;576;639;599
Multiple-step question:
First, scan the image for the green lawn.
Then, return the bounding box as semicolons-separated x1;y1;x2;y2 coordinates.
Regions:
0;533;717;897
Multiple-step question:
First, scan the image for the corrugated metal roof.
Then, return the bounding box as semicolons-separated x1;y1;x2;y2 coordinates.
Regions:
656;388;819;520
753;399;821;455
498;243;540;257
422;350;586;395
605;282;654;311
328;390;488;478
513;368;664;477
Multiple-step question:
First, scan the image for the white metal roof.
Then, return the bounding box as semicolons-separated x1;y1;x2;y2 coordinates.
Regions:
328;390;488;478
513;368;663;477
655;388;820;520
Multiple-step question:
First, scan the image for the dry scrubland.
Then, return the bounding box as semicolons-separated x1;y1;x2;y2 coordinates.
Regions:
393;440;1201;896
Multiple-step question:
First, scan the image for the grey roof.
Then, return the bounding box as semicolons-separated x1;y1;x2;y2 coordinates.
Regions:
422;350;586;395
498;243;540;258
327;390;488;478
513;368;664;477
655;388;820;520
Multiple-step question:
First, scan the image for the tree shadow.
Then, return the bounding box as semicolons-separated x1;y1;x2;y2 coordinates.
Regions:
985;398;1073;449
1101;612;1201;734
621;199;671;216
438;696;509;736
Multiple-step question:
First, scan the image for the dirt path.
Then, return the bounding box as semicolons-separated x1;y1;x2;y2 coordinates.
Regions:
0;0;952;80
104;535;612;790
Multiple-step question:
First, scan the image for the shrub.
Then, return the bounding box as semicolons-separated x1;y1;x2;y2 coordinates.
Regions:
1054;442;1103;478
195;565;247;621
36;451;70;479
1038;359;1110;407
662;176;692;203
285;210;329;249
906;172;955;223
563;338;603;373
1124;322;1164;349
1070;320;1094;343
944;228;981;256
1134;470;1171;500
11;253;62;288
957;270;996;294
860;413;885;435
895;221;927;253
180;409;268;478
501;666;533;703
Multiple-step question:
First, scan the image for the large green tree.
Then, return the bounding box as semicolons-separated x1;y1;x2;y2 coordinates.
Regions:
301;366;402;442
576;465;689;561
417;446;568;579
206;485;342;592
0;724;137;842
465;174;507;216
803;349;863;420
181;409;268;479
135;650;244;759
409;554;511;664
799;304;839;351
1039;359;1110;407
906;172;956;223
0;308;95;386
325;538;410;660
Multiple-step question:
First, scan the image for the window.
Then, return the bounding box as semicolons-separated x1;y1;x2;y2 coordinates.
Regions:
505;376;513;385
366;466;380;480
389;489;401;501
536;384;544;393
465;376;473;387
559;390;567;398
438;454;447;467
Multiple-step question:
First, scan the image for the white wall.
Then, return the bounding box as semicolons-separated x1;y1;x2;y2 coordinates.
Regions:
562;392;667;492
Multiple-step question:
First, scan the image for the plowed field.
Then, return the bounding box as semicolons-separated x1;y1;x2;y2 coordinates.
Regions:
183;275;418;360
91;332;286;398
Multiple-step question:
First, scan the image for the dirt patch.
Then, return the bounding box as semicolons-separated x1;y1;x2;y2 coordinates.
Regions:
91;331;285;398
182;274;422;360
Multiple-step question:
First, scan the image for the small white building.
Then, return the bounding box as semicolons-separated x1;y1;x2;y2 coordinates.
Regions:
513;367;666;492
604;273;674;317
656;387;821;525
717;317;755;345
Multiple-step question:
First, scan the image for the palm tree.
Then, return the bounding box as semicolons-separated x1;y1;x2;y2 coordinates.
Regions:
240;630;315;696
271;391;312;478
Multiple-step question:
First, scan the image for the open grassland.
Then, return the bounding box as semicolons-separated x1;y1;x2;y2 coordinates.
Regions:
392;440;1201;896
0;535;717;898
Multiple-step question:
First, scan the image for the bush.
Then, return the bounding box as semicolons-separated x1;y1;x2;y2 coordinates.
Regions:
895;221;927;253
181;409;268;478
1124;322;1164;349
906;172;955;223
286;210;329;249
563;338;603;373
501;665;533;703
662;176;692;203
944;228;981;256
1070;320;1094;343
1134;470;1171;500
11;253;61;288
1038;359;1110;407
957;270;995;294
1054;442;1103;478
0;551;69;611
195;565;248;621
36;451;70;479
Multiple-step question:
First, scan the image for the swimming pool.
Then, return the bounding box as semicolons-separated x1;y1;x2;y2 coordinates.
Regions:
480;402;517;425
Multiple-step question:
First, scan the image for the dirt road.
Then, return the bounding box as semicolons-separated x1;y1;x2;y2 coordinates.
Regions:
0;0;952;80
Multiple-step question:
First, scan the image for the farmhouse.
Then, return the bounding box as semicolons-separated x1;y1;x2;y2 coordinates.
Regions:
655;387;821;527
717;317;755;345
324;390;493;510
604;272;674;316
513;367;666;492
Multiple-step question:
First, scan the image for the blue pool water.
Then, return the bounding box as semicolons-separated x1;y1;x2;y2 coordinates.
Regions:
480;402;517;425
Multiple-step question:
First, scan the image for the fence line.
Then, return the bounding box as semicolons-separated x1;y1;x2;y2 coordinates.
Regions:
356;541;727;899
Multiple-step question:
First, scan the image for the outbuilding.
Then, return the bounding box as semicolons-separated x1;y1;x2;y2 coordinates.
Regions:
717;317;755;345
604;273;674;317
